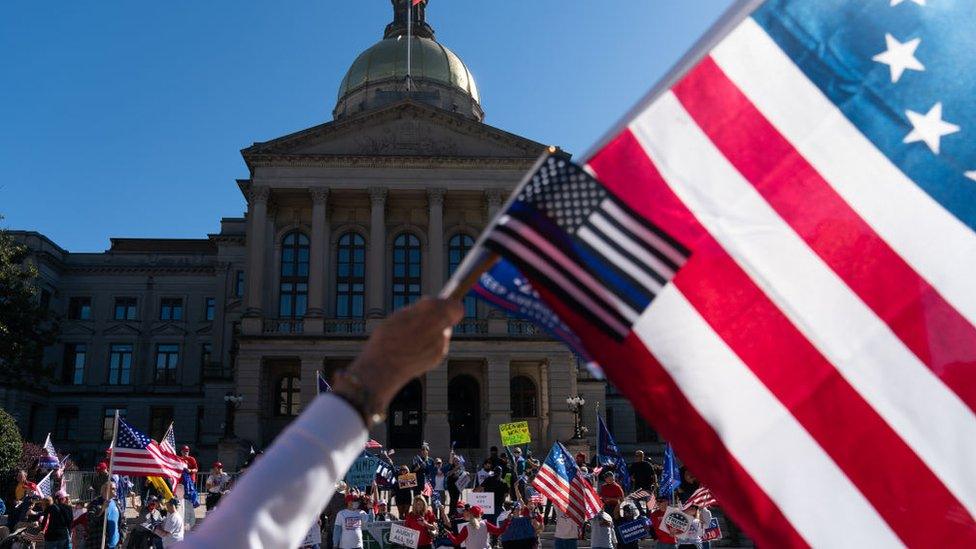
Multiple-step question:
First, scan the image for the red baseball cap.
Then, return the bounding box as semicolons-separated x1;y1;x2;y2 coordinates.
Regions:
213;461;223;469
181;445;190;452
469;505;483;518
344;493;359;504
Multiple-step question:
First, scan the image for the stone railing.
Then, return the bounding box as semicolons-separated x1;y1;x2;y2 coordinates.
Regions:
506;319;543;336
324;318;367;335
263;318;304;335
453;318;488;336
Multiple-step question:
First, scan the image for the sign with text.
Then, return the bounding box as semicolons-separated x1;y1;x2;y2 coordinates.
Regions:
661;507;693;537
617;517;652;544
398;473;418;489
346;452;381;489
363;521;394;549
703;517;723;541
390;524;421;549
499;421;531;447
467;491;495;515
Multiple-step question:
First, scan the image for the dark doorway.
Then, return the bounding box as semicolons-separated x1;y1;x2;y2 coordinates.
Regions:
448;375;481;449
389;379;423;448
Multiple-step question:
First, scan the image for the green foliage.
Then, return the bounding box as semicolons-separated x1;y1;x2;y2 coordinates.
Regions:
0;219;58;383
0;408;22;472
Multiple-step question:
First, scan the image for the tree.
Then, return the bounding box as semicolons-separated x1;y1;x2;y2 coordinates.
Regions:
0;408;22;472
0;220;58;383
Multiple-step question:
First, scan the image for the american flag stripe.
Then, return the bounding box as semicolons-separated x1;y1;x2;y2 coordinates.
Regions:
585;212;674;281
682;487;716;510
597;199;688;269
562;7;976;546
576;226;665;294
712;17;976;331
628;90;976;519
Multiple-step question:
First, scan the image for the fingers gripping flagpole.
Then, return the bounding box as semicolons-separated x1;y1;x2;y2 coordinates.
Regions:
101;409;119;549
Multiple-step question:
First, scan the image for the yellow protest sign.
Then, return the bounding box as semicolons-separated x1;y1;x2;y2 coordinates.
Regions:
499;421;531;447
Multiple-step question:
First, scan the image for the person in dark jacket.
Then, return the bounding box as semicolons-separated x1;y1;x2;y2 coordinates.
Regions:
479;467;508;522
43;493;75;549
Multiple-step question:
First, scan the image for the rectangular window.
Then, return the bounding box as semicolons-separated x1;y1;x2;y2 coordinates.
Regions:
149;406;174;442
195;406;205;443
108;343;133;385
54;407;79;440
102;407;127;441
635;415;658;443
606;407;616;437
68;297;92;320
159;298;183;321
200;342;212;366
235;271;245;297
204;297;215;321
113;297;137;320
155;343;180;383
62;343;87;385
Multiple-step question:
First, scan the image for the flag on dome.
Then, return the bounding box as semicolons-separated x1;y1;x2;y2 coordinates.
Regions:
443;0;976;545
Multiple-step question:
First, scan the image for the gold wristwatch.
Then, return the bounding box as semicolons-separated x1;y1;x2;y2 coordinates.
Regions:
332;369;387;428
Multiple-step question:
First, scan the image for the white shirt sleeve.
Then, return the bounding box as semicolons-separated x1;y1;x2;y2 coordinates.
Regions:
178;393;367;549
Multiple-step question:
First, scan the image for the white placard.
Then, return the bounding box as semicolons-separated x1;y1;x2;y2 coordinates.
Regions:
467;491;495;515
661;507;693;536
390;524;421;549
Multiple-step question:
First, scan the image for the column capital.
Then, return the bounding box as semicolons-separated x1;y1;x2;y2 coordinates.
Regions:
484;188;503;217
368;186;388;204
248;185;271;204
427;188;446;206
310;187;330;206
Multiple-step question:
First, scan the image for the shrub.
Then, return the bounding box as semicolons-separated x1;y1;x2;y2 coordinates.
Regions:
0;408;22;472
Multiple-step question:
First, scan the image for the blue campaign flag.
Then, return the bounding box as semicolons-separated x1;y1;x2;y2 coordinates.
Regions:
659;443;681;498
181;469;199;508
317;371;332;394
596;415;631;491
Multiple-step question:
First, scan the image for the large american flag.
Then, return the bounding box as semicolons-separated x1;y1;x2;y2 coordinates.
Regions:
450;0;976;546
530;443;601;526
112;419;184;479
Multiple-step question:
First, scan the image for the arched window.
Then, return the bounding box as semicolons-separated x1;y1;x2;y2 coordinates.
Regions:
448;234;477;318
335;232;366;318
279;231;309;318
276;375;301;416
510;375;538;418
392;233;422;310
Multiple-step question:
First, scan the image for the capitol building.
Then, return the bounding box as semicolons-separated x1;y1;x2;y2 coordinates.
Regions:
6;0;658;468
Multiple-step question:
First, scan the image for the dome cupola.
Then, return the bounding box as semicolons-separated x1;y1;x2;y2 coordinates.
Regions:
334;0;483;121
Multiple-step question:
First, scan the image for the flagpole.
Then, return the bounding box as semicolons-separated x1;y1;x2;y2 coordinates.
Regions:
101;409;119;549
406;0;412;92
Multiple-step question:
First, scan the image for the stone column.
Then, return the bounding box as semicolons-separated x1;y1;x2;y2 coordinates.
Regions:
539;359;551;450
242;186;270;334
299;354;320;413
423;360;450;451
485;355;512;449
234;353;262;443
306;189;330;334
426;188;445;294
485;189;503;219
547;353;576;444
367;187;388;319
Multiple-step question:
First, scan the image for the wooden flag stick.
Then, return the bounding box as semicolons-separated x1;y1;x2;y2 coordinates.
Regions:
442;251;500;301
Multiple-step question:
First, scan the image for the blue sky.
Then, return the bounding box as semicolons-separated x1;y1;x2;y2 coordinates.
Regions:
0;1;734;251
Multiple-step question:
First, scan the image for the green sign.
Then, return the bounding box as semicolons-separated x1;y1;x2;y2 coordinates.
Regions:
499;421;531;447
345;452;380;488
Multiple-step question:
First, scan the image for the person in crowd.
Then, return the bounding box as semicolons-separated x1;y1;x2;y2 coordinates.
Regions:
94;463;109;496
114;474;132;513
180;297;463;548
553;507;580;549
475;460;492;488
598;472;626;515
86;482;121;549
153;498;185;546
205;461;230;511
479;466;507;523
138;494;164;524
179;446;199;483
431;457;447;506
590;503;617;549
42;492;74;549
629;451;655;494
393;465;415;519
615;501;651;549
499;501;543;549
446;505;509;549
695;505;714;549
404;496;438;549
374;501;392;521
444;453;464;509
488;447;504;472
575;452;588;470
301;516;324;549
322;487;348;549
650;498;678;549
412;444;434;497
11;469;28;504
333;492;373;549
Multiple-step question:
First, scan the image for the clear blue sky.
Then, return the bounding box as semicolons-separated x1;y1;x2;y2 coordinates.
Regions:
0;1;734;251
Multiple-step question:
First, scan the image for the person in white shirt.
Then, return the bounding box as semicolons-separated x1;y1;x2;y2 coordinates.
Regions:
154;498;185;546
589;505;616;549
180;298;462;548
333;494;372;549
553;508;580;549
204;461;230;511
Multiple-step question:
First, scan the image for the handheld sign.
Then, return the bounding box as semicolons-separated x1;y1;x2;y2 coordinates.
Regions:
346;453;381;489
398;473;418;489
662;507;693;537
467;491;495;515
617;517;651;544
390;524;421;549
703;517;722;541
498;421;531;447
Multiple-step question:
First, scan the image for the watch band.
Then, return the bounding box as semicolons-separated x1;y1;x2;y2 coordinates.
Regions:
332;369;387;428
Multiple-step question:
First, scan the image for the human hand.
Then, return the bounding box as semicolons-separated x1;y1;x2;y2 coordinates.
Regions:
341;297;463;411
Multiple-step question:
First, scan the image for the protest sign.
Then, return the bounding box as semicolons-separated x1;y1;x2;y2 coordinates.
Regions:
467;491;495;514
398;473;418;489
617;517;651;544
703;517;723;541
363;521;393;549
662;507;693;537
498;421;531;447
346;452;380;488
455;470;471;492
390;524;421;549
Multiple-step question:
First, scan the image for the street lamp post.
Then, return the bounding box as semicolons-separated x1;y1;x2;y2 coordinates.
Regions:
222;393;244;437
566;395;587;439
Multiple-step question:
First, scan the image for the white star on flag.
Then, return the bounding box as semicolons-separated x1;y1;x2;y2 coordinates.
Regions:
903;102;960;154
890;0;926;6
966;171;976;182
873;34;924;83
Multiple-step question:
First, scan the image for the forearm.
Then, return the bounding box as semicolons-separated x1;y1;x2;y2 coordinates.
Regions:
179;394;367;548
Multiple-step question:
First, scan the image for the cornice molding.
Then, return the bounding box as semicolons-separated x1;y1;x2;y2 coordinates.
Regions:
64;265;217;276
245;154;538;170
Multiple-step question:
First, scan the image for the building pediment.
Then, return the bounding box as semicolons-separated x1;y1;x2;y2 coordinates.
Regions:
150;322;189;336
103;323;142;336
60;322;96;337
241;101;551;168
